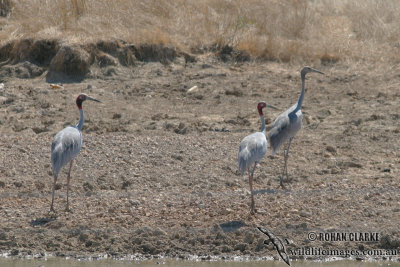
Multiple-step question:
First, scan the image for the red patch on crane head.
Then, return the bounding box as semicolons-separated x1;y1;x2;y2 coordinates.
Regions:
76;94;87;109
257;102;267;116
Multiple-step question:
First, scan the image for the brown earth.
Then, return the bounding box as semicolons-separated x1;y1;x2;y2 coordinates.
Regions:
0;40;399;262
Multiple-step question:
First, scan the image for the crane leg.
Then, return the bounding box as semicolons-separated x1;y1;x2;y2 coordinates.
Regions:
280;137;293;188
66;160;73;212
249;162;257;215
50;175;57;212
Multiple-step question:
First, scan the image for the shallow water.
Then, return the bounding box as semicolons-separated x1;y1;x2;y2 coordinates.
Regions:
0;258;399;267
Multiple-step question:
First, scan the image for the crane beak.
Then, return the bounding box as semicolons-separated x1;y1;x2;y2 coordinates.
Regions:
86;96;101;103
311;68;324;75
265;104;279;110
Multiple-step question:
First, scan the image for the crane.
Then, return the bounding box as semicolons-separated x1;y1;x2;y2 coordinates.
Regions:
50;94;101;212
238;101;277;214
268;66;324;188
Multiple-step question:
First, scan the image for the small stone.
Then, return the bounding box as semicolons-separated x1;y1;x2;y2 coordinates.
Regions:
171;154;183;161
300;211;312;217
225;88;243;97
35;181;45;190
121;180;132;189
49;84;63;89
129;199;140;206
13;181;23;188
234;243;248;252
317;109;331;120
244;233;254;244
83;182;94;192
0;96;7;104
326;146;336;154
187;85;199;93
112;113;122;119
0;232;6;240
345;162;362;168
220;208;232;215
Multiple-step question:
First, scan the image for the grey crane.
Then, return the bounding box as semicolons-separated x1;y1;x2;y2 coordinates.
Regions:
50;94;101;212
268;66;324;188
238;101;276;214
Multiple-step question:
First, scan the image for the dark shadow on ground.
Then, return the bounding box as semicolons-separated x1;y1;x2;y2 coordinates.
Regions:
29;216;56;227
220;220;246;233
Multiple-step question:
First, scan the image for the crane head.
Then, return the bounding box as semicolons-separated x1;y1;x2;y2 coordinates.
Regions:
76;94;101;109
257;102;266;116
301;66;324;78
257;102;278;116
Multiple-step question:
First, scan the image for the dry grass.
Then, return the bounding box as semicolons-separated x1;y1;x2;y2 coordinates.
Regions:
1;0;400;63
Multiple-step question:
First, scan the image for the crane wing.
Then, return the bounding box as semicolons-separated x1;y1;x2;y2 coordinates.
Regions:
51;126;82;176
268;102;303;155
238;132;267;174
268;113;290;155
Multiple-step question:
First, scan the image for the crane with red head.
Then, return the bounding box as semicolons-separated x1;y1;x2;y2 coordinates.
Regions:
238;101;277;214
50;94;101;212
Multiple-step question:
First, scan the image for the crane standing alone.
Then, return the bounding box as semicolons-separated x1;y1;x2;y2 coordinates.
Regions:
50;94;101;212
268;67;324;188
238;102;276;214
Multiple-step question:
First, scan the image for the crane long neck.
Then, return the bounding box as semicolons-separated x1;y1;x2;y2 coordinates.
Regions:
294;73;306;113
76;109;84;131
260;115;266;134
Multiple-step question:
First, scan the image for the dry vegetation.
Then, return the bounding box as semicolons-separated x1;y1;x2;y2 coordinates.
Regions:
1;0;400;64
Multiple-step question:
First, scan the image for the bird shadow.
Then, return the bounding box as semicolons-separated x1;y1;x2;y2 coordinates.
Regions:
29;216;57;227
219;220;246;233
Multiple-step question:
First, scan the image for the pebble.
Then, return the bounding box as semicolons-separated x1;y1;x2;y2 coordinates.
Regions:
299;211;312;217
187;85;199;93
326;145;336;154
49;83;63;89
344;161;362;168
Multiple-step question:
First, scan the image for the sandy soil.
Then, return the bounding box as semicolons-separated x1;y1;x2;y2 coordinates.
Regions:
0;49;399;262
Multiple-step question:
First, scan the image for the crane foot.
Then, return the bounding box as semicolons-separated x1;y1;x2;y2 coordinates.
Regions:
48;206;56;214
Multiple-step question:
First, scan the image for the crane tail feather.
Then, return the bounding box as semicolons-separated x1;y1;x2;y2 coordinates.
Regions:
238;148;251;175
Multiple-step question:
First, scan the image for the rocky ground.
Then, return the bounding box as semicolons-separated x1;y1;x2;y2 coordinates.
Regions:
0;42;399;262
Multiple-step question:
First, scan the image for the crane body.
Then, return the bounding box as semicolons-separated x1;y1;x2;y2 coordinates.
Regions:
51;126;82;176
238;131;267;174
268;67;324;188
50;94;100;212
238;102;276;214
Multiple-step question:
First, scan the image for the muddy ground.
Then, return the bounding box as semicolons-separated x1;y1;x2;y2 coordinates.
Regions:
0;41;399;262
